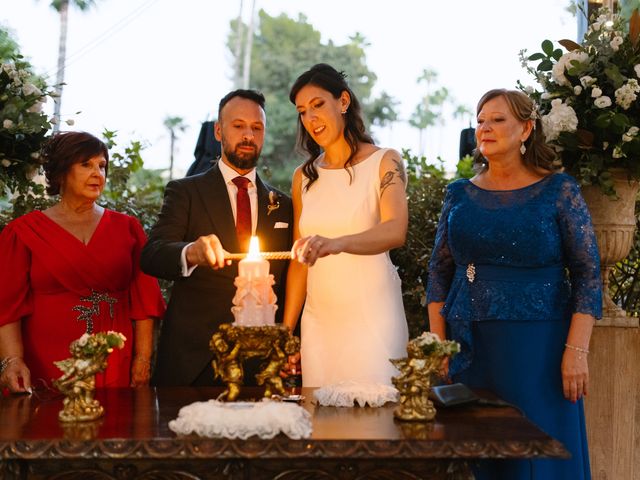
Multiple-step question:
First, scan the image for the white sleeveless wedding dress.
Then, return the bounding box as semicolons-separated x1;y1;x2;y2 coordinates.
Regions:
299;148;409;387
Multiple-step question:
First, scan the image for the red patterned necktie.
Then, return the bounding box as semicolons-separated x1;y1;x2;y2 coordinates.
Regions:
232;176;251;251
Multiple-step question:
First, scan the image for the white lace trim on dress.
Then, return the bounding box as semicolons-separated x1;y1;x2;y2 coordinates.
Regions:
168;399;312;439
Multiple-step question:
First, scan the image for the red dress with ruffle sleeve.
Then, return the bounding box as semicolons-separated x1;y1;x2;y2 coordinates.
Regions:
0;210;165;387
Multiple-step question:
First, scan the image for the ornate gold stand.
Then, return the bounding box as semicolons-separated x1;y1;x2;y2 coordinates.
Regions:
210;324;300;401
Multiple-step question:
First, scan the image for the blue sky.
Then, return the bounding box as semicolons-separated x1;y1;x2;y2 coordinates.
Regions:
1;0;576;176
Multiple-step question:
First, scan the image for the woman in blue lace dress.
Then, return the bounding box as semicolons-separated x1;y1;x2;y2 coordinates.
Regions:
427;89;601;480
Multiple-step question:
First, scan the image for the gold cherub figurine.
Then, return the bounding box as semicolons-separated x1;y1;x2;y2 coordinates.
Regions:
211;326;244;402
390;332;459;421
53;331;126;423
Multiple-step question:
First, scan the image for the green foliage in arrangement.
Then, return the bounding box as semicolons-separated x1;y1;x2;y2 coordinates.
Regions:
100;129;164;234
0;56;55;225
0;26;20;62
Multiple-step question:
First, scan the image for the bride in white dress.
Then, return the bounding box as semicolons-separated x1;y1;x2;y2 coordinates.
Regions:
282;63;409;387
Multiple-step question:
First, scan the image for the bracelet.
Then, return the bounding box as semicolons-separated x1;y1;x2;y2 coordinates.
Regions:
564;343;589;354
0;356;20;375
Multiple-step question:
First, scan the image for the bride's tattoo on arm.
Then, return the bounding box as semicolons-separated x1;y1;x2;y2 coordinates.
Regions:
380;156;407;197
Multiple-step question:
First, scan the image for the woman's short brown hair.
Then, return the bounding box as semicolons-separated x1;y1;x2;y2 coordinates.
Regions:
473;89;558;173
42;131;109;195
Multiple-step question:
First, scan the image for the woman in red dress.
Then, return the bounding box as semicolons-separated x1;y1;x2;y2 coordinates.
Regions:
0;131;165;393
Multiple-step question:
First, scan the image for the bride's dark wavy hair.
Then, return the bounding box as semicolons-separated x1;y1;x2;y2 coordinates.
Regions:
473;89;558;173
289;63;373;190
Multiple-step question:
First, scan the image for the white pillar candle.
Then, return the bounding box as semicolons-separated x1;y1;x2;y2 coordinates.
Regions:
238;236;269;280
232;236;277;327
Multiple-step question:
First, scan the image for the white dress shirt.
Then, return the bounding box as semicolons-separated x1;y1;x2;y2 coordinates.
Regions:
180;160;259;276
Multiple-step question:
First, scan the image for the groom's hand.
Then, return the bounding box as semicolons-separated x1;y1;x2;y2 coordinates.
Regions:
186;234;231;269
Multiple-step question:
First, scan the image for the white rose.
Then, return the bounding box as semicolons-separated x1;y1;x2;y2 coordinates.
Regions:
623;126;640;142
552;61;571;87
552;51;589;87
635;64;640;78
78;333;90;346
591;87;603;98
21;83;42;97
541;92;552;100
1;159;11;168
3;119;14;129
580;76;595;87
1;63;15;74
574;85;583;95
28;102;43;113
610;36;624;51
594;96;612;108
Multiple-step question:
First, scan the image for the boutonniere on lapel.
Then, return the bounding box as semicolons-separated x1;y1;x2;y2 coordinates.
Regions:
267;190;281;216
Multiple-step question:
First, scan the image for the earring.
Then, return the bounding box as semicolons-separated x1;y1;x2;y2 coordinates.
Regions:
520;142;526;155
341;109;347;114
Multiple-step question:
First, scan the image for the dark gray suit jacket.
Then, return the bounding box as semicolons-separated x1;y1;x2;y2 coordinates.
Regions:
141;164;293;386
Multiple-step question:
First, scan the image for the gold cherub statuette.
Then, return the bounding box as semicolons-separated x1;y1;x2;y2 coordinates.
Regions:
390;332;459;421
53;331;126;422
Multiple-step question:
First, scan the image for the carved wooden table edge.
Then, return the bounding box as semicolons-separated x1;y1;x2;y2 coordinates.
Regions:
0;437;569;461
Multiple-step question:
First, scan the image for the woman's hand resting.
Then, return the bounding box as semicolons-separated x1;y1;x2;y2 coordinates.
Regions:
561;348;589;402
0;357;31;394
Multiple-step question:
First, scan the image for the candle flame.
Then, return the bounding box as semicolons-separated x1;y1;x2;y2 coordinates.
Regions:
246;236;261;260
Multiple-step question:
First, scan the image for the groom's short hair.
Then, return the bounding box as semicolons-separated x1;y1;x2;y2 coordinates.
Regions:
218;89;265;119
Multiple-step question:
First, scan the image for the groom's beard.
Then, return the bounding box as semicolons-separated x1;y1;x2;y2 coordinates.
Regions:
223;140;261;170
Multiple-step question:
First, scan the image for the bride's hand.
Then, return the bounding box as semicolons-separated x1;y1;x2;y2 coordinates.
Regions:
292;235;341;266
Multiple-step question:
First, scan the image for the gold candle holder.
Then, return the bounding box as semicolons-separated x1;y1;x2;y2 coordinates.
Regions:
210;324;300;401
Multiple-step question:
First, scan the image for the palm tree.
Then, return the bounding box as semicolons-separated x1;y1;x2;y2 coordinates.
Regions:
49;0;97;132
163;116;187;180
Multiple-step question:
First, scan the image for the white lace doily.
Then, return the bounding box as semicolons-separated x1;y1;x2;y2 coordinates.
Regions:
168;399;312;439
313;381;399;407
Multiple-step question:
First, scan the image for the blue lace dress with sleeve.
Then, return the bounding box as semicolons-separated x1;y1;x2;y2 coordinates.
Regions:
427;172;602;374
426;172;601;480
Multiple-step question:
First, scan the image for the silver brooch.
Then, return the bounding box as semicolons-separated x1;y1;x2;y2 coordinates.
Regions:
466;264;476;283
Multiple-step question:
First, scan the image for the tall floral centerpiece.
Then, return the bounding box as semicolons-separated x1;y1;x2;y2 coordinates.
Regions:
521;7;640;326
0;57;54;223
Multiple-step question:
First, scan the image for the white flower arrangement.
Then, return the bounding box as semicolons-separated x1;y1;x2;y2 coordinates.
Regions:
412;332;460;358
0;57;53;195
520;7;640;194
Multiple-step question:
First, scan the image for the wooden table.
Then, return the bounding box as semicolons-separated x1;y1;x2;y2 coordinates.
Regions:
0;386;568;479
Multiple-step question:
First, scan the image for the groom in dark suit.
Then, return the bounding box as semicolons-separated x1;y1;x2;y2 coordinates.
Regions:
141;89;293;386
